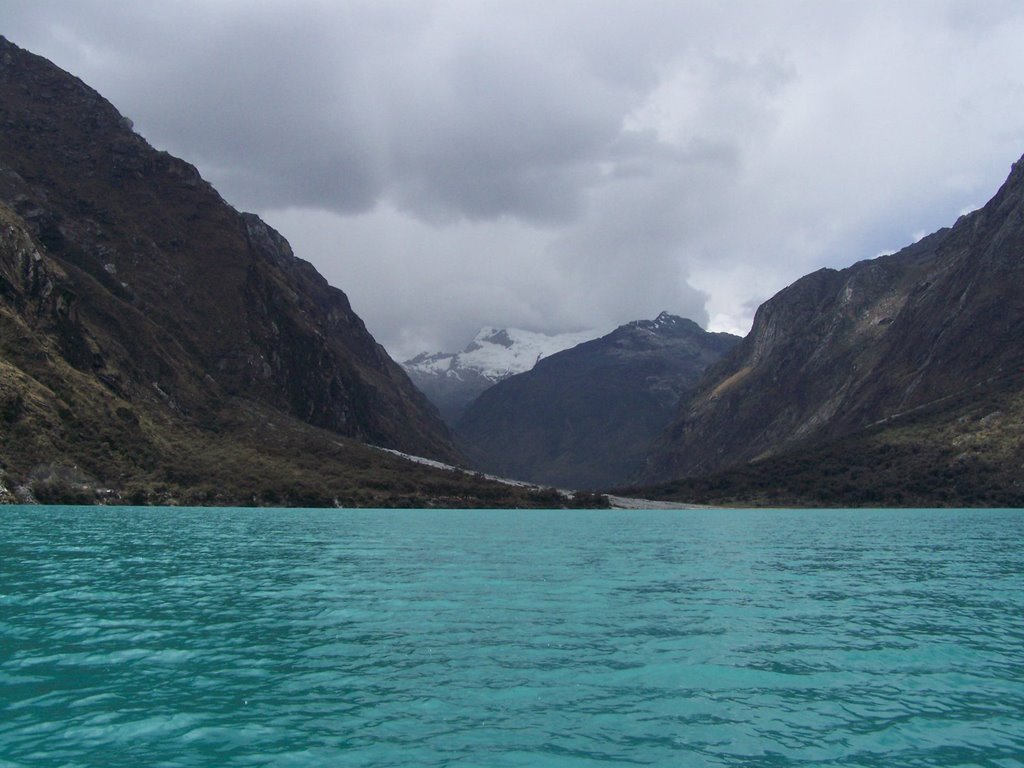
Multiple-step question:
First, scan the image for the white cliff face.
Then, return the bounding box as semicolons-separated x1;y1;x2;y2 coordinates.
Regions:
402;326;601;423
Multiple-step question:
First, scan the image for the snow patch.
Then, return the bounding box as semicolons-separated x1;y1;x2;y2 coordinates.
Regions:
403;326;601;383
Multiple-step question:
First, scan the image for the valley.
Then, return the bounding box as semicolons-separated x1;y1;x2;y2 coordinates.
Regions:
2;34;1021;508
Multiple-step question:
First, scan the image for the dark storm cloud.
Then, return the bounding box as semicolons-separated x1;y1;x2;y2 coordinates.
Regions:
12;1;741;225
6;1;660;221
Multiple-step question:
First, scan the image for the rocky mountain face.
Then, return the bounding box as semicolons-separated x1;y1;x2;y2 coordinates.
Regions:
403;326;598;424
456;313;740;489
642;154;1024;501
0;36;511;504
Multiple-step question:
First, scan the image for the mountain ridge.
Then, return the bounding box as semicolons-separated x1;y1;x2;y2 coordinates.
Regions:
640;153;1024;502
456;313;739;489
0;34;456;459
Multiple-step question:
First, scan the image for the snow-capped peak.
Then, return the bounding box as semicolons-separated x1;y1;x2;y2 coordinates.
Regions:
404;326;600;383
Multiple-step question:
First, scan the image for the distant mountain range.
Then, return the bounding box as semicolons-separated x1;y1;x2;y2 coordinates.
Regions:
402;326;599;423
455;313;739;489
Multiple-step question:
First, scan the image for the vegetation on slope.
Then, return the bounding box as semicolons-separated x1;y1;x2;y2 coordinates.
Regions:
624;375;1024;508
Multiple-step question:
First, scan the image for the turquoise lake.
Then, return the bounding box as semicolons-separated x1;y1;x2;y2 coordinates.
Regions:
1;507;1022;767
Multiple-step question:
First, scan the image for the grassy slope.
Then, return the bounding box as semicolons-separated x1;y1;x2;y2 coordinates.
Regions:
621;375;1024;508
0;362;607;509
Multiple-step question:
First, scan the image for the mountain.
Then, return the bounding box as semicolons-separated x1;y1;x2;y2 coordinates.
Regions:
455;313;740;489
0;36;606;507
403;326;598;423
639;154;1024;506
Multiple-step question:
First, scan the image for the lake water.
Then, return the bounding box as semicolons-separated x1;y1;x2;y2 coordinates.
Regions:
1;507;1022;767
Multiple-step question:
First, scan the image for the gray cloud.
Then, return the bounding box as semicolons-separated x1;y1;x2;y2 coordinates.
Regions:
5;1;1024;357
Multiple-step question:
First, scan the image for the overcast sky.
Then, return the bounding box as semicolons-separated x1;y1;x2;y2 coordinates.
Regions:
6;1;1024;359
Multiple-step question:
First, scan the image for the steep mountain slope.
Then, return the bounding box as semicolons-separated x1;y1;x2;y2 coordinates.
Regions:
643;154;1024;495
403;326;598;423
0;36;597;506
624;377;1024;508
0;210;589;509
0;35;454;462
456;313;740;489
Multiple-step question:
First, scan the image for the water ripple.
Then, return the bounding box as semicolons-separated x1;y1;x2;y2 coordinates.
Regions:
1;507;1022;767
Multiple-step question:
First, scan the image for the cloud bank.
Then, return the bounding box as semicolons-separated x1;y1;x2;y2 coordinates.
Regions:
6;1;1024;357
